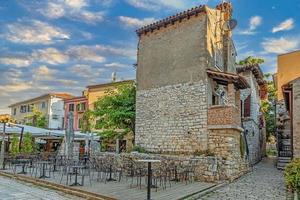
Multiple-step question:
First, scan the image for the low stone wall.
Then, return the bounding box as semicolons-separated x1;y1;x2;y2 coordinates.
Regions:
92;152;249;183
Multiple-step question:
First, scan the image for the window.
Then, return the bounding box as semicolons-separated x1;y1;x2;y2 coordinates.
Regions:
20;105;27;113
52;114;59;120
13;108;17;115
69;103;74;112
76;102;86;112
212;84;228;106
243;94;251;117
41;102;46;109
27;104;34;112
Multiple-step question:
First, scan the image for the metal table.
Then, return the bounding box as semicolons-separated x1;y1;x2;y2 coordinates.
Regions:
17;159;30;174
69;165;85;186
37;161;51;179
138;159;161;200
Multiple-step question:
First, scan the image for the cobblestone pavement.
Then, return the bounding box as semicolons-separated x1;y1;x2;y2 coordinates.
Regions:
0;176;82;200
199;157;286;200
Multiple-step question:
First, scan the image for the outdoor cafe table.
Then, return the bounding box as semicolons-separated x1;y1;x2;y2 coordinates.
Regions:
137;159;161;200
69;165;85;186
37;161;51;179
17;159;30;174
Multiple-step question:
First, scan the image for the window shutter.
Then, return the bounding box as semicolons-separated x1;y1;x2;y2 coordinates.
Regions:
244;94;251;117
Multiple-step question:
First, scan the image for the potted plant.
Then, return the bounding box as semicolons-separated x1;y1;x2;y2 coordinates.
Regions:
284;158;300;199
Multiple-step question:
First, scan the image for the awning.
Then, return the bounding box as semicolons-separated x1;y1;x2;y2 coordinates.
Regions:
0;123;100;141
207;69;250;89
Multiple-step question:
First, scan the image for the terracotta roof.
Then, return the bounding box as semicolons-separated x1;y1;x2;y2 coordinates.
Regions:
136;5;206;36
9;93;74;107
236;64;266;86
207;69;250;89
64;96;87;102
87;80;135;89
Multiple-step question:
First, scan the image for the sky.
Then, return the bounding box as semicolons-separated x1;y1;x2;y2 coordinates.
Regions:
0;0;299;114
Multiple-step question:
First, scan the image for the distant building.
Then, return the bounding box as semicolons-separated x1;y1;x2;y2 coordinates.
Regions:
85;80;134;110
9;93;74;130
64;96;88;131
237;65;268;164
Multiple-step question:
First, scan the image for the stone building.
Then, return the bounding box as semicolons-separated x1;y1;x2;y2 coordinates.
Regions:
275;50;300;169
237;65;267;165
135;3;252;180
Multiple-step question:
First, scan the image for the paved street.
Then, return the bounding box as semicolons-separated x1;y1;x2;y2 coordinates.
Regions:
200;157;286;200
0;176;82;200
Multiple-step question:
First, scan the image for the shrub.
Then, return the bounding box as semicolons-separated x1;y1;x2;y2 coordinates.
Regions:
10;134;19;157
132;145;147;153
21;132;34;154
284;158;300;192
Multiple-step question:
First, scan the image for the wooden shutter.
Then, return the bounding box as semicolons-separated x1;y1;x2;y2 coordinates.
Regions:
244;94;251;117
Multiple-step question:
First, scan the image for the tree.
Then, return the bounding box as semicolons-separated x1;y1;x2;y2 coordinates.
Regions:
0;115;16;123
93;83;136;149
10;134;19;157
21;132;33;154
25;106;47;128
261;73;277;139
238;56;265;65
81;109;94;133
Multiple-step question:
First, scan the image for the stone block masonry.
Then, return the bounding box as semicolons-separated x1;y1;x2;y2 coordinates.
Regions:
135;81;208;154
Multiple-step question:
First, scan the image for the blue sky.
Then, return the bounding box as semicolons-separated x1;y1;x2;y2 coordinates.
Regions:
0;0;299;114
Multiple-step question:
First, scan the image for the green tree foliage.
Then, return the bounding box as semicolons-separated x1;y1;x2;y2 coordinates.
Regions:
25;106;47;128
21;132;33;154
93;83;136;150
261;73;277;139
10;134;19;157
284;158;300;192
238;56;265;65
81;109;94;133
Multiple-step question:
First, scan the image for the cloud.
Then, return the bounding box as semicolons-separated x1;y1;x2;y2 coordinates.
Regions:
119;16;156;27
67;46;106;62
272;18;294;33
57;79;78;86
32;48;69;65
0;83;32;94
125;0;198;11
237;15;262;35
104;62;128;68
262;37;299;54
0;57;31;67
4;20;69;45
33;65;56;80
40;0;104;24
69;64;104;78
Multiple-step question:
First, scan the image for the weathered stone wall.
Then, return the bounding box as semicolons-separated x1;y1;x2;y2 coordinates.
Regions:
208;128;248;180
293;79;300;158
243;119;261;164
137;14;208;91
135;81;208;154
240;71;264;164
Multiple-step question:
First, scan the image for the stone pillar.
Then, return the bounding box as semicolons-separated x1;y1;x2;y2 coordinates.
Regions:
227;83;236;106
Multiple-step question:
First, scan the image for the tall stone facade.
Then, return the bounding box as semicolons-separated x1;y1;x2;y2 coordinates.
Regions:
135;3;250;181
237;65;267;165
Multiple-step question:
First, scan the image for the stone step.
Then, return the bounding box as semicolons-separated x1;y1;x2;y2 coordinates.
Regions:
278;157;292;162
277;162;290;170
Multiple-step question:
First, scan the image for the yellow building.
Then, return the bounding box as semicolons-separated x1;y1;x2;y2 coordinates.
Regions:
276;50;300;100
85;80;134;110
